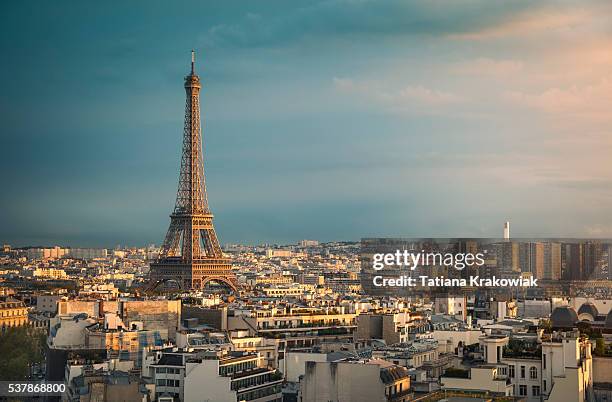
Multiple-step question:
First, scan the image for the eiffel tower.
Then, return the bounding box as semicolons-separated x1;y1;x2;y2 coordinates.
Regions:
150;51;237;291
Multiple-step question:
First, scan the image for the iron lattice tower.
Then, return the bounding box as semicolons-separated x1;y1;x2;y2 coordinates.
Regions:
150;51;237;291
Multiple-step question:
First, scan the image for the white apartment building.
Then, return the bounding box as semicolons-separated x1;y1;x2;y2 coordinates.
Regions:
448;332;593;402
183;351;282;402
227;307;357;352
541;333;593;402
441;365;513;396
146;348;282;402
504;355;542;400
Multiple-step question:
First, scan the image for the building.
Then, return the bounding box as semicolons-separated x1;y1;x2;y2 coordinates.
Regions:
541;332;593;402
544;242;562;280
66;367;151;402
37;294;61;313
33;267;68;279
299;359;411;402
494;241;520;274
441;365;513;396
563;243;584;280
0;298;28;329
298;240;319;247
182;350;282;402
280;351;329;383
265;249;292;258
356;312;420;345
260;286;303;298
502;340;542;400
67;248;108;260
26;246;68;260
371;339;448;375
57;299;181;341
434;296;466;321
227;306;357;353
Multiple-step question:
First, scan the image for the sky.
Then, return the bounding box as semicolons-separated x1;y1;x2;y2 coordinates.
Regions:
2;0;612;247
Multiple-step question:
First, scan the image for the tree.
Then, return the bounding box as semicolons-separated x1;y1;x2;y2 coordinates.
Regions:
539;319;552;333
594;338;606;356
0;326;46;380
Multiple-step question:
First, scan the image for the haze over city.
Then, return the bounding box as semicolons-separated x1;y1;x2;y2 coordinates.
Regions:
3;0;612;247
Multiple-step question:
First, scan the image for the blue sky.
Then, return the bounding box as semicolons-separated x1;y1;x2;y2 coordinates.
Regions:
2;0;612;247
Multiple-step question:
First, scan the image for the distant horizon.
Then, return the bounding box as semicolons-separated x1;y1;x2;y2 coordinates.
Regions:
8;236;612;250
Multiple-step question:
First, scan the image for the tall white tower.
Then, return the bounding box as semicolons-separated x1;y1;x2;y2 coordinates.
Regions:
503;221;510;241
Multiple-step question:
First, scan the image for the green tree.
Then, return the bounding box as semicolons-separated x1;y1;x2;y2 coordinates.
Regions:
0;326;46;380
594;338;606;356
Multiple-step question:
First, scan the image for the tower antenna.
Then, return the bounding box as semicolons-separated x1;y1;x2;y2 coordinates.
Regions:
191;49;195;74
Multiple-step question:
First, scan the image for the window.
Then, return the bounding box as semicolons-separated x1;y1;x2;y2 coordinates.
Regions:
156;379;166;386
519;385;527;396
543;354;546;369
520;366;525;378
509;365;515;378
530;367;538;379
532;386;540;396
544;380;547;391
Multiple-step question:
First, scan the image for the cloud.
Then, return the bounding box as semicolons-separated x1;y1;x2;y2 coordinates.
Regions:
394;86;463;105
332;77;361;92
504;76;612;120
333;77;463;113
452;58;523;76
200;1;540;48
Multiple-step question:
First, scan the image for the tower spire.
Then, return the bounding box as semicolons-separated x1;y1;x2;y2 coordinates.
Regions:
191;49;195;74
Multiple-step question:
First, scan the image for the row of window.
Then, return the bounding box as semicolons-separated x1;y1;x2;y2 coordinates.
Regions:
156;367;181;374
231;373;273;391
156;379;180;387
385;382;405;396
517;384;540;397
260;319;351;328
0;319;27;328
508;365;538;379
0;310;26;317
237;384;281;401
219;360;257;376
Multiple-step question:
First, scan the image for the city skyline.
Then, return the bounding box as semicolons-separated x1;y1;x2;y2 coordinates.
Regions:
4;1;612;247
